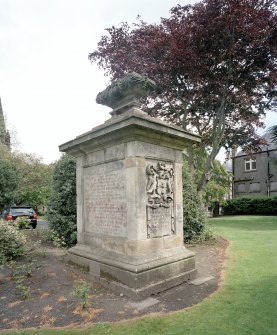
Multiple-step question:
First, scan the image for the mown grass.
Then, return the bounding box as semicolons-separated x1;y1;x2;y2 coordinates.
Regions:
3;215;277;335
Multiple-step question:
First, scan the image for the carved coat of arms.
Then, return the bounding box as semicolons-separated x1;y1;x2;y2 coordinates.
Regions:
146;162;174;208
146;162;175;238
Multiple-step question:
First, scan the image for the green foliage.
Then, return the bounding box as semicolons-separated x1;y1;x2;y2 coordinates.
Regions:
0;99;10;149
73;281;91;309
7;217;277;334
90;0;277;192
9;260;31;299
0;159;20;208
7;241;46;299
183;159;208;242
187;145;232;207
0;144;53;210
28;227;53;245
47;154;77;248
223;197;277;215
203;160;231;209
12;152;54;210
15;216;30;229
50;230;67;248
0;220;27;265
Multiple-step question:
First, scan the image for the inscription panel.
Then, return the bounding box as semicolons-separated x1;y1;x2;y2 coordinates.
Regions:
132;141;176;161
147;207;174;238
146;160;175;238
83;161;127;237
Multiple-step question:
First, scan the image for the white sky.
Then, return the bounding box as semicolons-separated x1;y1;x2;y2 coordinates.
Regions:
0;0;276;164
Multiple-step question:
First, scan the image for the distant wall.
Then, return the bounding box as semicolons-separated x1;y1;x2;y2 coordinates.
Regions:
233;149;277;198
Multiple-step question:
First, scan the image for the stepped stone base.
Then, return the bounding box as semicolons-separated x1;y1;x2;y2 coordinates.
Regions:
60;84;201;300
69;245;197;299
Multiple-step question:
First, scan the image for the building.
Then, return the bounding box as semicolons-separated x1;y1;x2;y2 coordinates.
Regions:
233;134;277;198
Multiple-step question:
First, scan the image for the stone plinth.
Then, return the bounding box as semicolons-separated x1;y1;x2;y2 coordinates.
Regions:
59;77;201;298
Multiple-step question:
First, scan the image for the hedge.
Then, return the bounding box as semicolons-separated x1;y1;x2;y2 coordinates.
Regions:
223;197;277;215
47;154;77;248
183;159;207;242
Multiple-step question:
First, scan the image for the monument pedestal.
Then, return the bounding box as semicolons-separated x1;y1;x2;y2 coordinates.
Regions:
69;243;195;299
59;74;201;298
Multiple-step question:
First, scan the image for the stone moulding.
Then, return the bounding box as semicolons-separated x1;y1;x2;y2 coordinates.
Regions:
59;108;201;157
68;246;196;299
59;73;202;299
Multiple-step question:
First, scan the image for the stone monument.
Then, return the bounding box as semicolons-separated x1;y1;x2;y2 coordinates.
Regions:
59;73;201;298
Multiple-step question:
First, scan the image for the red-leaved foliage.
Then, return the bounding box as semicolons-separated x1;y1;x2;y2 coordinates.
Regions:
89;0;277;190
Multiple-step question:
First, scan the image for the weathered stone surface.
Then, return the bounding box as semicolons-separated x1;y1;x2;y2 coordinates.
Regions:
189;276;214;286
86;150;105;165
59;77;201;298
83;161;127;238
128;141;178;162
146;160;175;238
59;108;200;157
96;72;156;115
128;297;160;311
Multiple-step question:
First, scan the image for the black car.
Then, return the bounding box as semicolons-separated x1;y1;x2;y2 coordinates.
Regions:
2;206;37;229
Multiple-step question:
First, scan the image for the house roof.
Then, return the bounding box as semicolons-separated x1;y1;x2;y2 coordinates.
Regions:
236;132;277;157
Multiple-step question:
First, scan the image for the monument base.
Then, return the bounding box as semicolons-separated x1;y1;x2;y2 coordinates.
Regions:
68;244;197;299
59;73;202;301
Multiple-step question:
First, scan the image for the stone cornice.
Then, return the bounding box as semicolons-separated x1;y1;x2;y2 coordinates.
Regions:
59;107;201;156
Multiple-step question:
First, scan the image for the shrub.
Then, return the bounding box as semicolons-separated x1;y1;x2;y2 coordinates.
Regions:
15;217;30;229
183;159;208;242
47;154;77;248
223;197;277;215
73;281;91;309
0;220;27;265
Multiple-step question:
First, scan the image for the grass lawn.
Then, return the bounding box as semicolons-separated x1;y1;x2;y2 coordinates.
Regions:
3;215;277;335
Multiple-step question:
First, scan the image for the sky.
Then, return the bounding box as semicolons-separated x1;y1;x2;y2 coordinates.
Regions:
0;0;276;164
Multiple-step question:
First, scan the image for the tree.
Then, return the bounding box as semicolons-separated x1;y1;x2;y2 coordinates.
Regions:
0;144;53;210
0;98;10;149
47;154;77;248
11;152;54;210
202;159;231;209
0;159;20;210
89;0;277;191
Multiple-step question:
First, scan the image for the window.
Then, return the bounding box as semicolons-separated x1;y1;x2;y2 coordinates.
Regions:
245;157;256;171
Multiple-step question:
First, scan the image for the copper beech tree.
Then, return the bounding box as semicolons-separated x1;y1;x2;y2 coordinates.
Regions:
89;0;277;191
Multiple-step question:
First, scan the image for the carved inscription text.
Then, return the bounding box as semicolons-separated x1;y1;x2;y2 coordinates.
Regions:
83;162;127;237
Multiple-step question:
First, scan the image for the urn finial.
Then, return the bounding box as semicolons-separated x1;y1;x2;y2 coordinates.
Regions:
96;72;156;116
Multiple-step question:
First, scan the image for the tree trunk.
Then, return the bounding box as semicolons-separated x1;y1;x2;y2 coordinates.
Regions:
196;99;227;192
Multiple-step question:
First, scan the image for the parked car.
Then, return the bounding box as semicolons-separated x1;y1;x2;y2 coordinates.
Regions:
2;206;37;229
